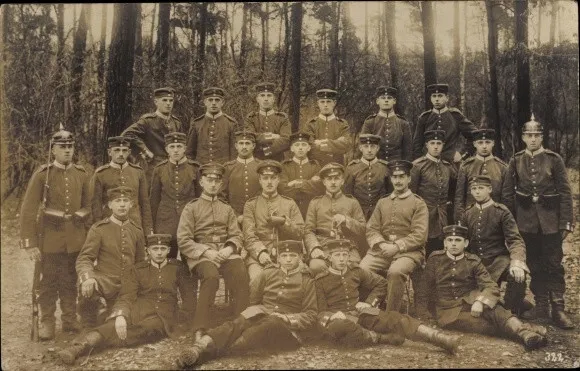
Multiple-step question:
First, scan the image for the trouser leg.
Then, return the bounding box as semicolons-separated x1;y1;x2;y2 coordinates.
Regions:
247;263;264;284
178;259;197;326
385;257;417;313
325;319;378;347
191;262;220;331
425;238;443;258
59;252;80;327
221;258;250;316
38;253;61;325
503;274;527;316
359;311;421;339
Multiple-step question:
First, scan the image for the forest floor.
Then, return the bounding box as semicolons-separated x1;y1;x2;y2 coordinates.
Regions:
1;170;579;370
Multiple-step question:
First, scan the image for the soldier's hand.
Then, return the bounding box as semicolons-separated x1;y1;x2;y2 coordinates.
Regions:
355;302;372;311
509;266;526;283
560;230;570;241
310;248;326;260
81;278;97;298
217;246;234;262
265;133;280;140
270;312;289;324
471;301;484;317
380;242;398;258
258;252;273;266
269;215;286;227
332;214;347;227
203;249;221;263
115;316;128;340
453;151;462;163
330;311;346;321
25;247;41;262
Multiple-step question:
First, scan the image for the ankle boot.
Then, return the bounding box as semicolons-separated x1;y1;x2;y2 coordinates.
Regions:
504;317;547;350
39;320;55;341
550;291;575;329
521;292;550;323
176;334;215;369
412;325;460;355
520;322;548;337
57;331;103;365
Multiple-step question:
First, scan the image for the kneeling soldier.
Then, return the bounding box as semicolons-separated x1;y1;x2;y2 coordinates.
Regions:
58;234;191;365
316;240;459;354
419;225;548;351
176;240;317;369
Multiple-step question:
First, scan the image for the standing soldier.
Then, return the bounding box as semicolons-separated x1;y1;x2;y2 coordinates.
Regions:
186;87;238;164
20;127;90;340
360;86;412;162
90;136;153;236
502;116;575;329
221;130;262;222
279;131;324;218
244;82;291;162
302;89;352;166
454;128;507;222
412;83;476;165
243;160;304;282
304;163;367;275
177;162;250;338
361;160;428;314
344;134;391;220
410;130;456;257
121;87;185;183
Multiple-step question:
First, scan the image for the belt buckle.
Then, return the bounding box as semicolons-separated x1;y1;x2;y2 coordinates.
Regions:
212;236;221;243
532;195;539;203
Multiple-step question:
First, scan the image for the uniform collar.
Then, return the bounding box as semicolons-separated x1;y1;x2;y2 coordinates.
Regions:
205;112;223;119
109;161;129;170
201;193;219;202
426;153;441;163
446;251;465;261
390;189;412;199
236;156;255;164
292;157;309;165
326;190;343;199
150;259;168;269
155;110;170;120
52;160;73;170
110;215;130;226
328;266;348;276
432;107;449;114
377;110;396;118
259;109;275;117
280;263;302;276
525;147;545;157
361;157;378;166
261;192;278;200
169;156;188;165
476;199;494;210
475;154;494;162
318;113;336;121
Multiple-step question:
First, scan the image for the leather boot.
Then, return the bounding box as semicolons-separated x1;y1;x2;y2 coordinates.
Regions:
550;291;575;329
57;331;103;365
176;334;215;369
79;298;99;329
39;320;55;341
521;291;550;323
504;317;547;350
411;325;460;355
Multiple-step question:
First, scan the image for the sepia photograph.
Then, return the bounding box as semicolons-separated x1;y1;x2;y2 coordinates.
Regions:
0;1;578;369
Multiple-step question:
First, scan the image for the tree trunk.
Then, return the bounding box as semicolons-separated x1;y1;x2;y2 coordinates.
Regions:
330;2;340;88
421;1;437;110
97;3;107;88
377;5;383;61
549;1;557;48
278;2;290;106
485;0;502;157
340;2;349;89
229;3;237;66
154;3;170;85
515;0;530;151
239;3;249;75
385;1;398;88
364;2;368;53
194;3;207;107
261;3;267;79
149;3;156;57
544;1;559;148
536;0;542;47
460;2;467;113
104;3;138;145
70;4;90;131
134;4;143;79
55;4;65;120
289;2;303;132
452;1;461;108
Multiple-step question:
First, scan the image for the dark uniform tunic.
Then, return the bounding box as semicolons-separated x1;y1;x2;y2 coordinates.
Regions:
412;107;476;163
95;259;192;346
19;161;91;325
302;114;353;166
221;157;262;216
360;111;412;161
344;158;391;220
186;112;238;164
502;147;574;296
90;162;153;236
244;110;291;161
454;154;507;222
279;158;324;218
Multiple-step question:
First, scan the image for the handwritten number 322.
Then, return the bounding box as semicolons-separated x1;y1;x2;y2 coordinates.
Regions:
544;352;564;362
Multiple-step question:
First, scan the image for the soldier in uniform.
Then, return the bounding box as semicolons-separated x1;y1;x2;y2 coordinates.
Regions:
410;130;456;256
20;126;90;339
121;87;185;183
176;240;317;369
186;87;238;164
315;239;459;354
360;86;412;161
243;160;304;282
243;82;291;161
177;162;250;337
304;163;367;275
90;136;153;236
461;175;530;316
344;133;391;220
502;116;575;329
279;131;324;218
361;160;428;313
412;83;476;165
221;130;262;222
150;132;201;259
76;186;146;329
58;234;192;365
419;225;548;351
302;89;352;166
454;128;507;222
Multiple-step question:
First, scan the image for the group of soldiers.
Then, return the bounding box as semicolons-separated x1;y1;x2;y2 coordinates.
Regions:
19;82;575;368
